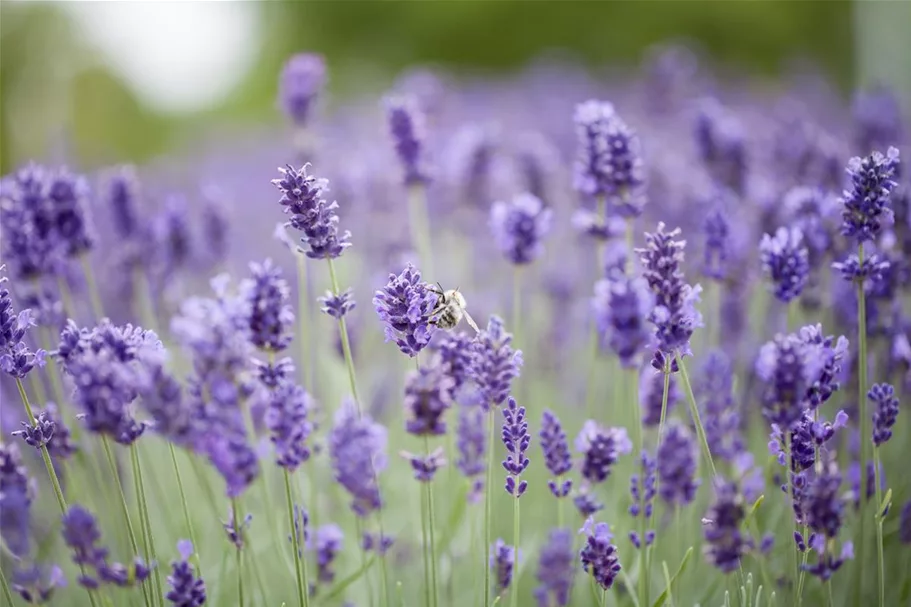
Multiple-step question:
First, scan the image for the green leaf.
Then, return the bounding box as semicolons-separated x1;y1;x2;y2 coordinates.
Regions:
745;495;765;525
651;547;693;607
877;488;892;519
434;480;469;559
661;562;673;607
755;585;764;607
317;554;377;605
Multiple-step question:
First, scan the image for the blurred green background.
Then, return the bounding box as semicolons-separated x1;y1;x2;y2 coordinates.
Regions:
1;0;908;175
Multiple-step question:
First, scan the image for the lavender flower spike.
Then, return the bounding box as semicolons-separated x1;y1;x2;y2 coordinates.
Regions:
328;401;387;517
592;274;652;368
266;381;314;471
490;539;517;594
576;421;632;484
0;267;47;378
489;192;553;265
165;540;206;607
386;95;431;186
702;480;751;573
539;410;572;498
373;262;437;357
579;518;622;590
759;226;809;303
404;354;454;436
839;146;900;244
534;528;574;606
869;383;899;446
656;422;700;506
501;396;530;497
272;164;351;260
278;53;326;127
470;315;523;410
246;258;294;353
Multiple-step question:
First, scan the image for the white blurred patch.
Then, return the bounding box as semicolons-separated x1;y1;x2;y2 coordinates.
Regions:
61;0;261;114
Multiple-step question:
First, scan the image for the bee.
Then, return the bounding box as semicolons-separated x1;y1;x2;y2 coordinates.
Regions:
428;282;480;333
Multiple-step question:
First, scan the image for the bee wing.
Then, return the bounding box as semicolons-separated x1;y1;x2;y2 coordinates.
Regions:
463;309;481;334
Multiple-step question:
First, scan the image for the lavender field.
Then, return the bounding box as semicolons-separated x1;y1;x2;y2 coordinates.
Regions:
0;41;909;607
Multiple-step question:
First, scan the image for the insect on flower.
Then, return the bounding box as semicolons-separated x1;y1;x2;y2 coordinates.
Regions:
428;282;480;333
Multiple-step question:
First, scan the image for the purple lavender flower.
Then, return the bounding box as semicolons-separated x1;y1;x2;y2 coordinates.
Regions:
579;518;621;590
266;381;314;471
637;222;703;361
208;431;260;498
470;316;523;410
576;421;632;484
1;268;47;378
539;410;572;498
140;367;191;444
759;227;809;303
47;168;94;258
246;259;294;352
701;203;731;281
373;263;437;357
693;98;747;194
315;524;343;584
490;539;517;594
11;564;66;604
803;458;844;540
0;164;59;280
781;186;836;269
328;402;387;516
489;192;553;265
289;505;308;557
657;422;700;506
104;165;140;240
361;531;394;555
400;447;446;482
755;333;816;429
592;274;652;368
900;500;911;544
515;131;556;204
852;87;904;152
640;367;678;428
798;324;849;409
501;396;530;497
0;442;32;557
573;491;604;518
223;510;252;548
628;451;656;549
165;540;206;607
272;164;351;260
436;332;475;396
832;253;890;284
153;195;192;275
40;403;76;460
319;288;356;319
869;383;899;446
11;409;55;449
769;409;847;473
278;53;326;127
455;404;486;502
385;96;430;186
839;147;900;244
201;189;229;267
702;480;751;573
534;528;574;607
404;356;453;436
698;351;742;461
802;537;854;581
573;100;646;217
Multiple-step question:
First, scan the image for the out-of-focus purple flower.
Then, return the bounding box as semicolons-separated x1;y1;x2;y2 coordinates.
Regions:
58;319;163;444
657;422;699;506
539;410;572;498
847;460;884;508
694;98;747;194
832;253;890;284
702;479;751;573
328;402;387;517
803;458;845;540
0;442;32;558
575;421;631;484
490;538;517;595
899;500;911;544
319;288;356;319
266;381;314;471
628;451;656;549
637;222;703;361
272;164;351;260
470;315;523;410
200;185;229;267
579;518;621;590
40;403;77;460
450;123;497;206
489;192;553;265
11;564;66;604
501;396;530;498
592;274;652;368
1;268;47;378
404;355;453;436
759;227;809;303
769;409;847;473
246;259;294;353
571;208;626;242
698;351;742;461
573;491;604;518
165;540;206;607
140;366;190;444
839;147;900;244
362;531;394;555
385;96;430;186
534;528;574;607
782;186;836;271
802;538;854;582
315;524;343;584
47;168;94;258
104;165;140;240
701;204;730;281
798;324;849;409
756;332;823;429
869;383;899;446
400;447;446;482
640;367;678;428
288;504;308;558
455;404;486;502
11;409;55;449
223;510;253;549
515;131;557;204
278;53;326;127
572;100;646;217
373;263;437;357
153;195;192;275
436;332;474;396
852;87;904;153
208;431;260;498
0;164;59;280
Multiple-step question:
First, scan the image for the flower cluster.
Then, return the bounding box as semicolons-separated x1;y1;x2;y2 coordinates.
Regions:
272;164;351;259
246;259;294;352
534;528;574;607
490;539;517;595
591;274;652;368
165;540;206;607
539;410;572;498
404;355;454;436
579;518;622;590
501;396;530;497
628;451;656;549
265;380;314;471
1;267;47;378
489;192;553;265
278;53;326;128
576;421;632;484
470;315;523;409
702;480;751;573
870;383;899;446
759;226;809;303
319;288;356;319
373;263;438;357
656;422;700;506
328;402;387;516
839;147;900;244
386;95;431;186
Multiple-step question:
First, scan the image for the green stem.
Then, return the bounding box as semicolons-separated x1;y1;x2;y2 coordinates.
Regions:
483;407;495;607
510;492;520;607
633;367;648;607
425;436;439;607
675;353;718;479
80;254;105;319
407;184;435;279
512;267;521;348
168;443;202;577
131;444;163;607
856;242;869;605
15;379;66;513
0;564;14;606
28;372;48;411
421;476;431;607
557;492;565;529
784;434;799;604
326;257;360;409
133;267;158;334
232;497;245;607
56;275;76;320
786;300;797;333
874;447;885;607
296;255;314;393
284;469;308;607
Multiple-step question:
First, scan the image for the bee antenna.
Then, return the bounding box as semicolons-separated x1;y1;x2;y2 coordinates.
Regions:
437;282;445;293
